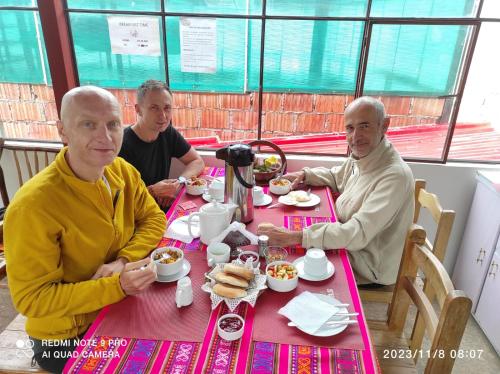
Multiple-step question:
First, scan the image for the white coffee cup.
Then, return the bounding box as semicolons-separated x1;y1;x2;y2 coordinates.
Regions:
207;242;231;267
253;186;265;204
175;276;193;308
303;248;328;276
208;179;224;201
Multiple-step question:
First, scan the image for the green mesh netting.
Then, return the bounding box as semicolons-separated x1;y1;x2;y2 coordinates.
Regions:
0;10;51;84
0;0;477;94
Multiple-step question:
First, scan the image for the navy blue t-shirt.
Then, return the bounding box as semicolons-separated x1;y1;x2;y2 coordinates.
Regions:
119;125;191;186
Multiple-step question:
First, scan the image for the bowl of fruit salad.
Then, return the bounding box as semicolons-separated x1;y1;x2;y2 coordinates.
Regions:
249;140;287;183
266;261;298;292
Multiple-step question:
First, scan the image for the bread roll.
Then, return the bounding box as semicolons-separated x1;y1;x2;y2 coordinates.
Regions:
223;263;255;281
215;272;249;288
290;190;311;202
213;283;247;299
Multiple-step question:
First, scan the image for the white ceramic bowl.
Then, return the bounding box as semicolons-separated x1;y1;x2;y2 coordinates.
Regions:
238;251;260;269
186;178;207;196
217;314;245;341
269;178;291;195
151;247;184;276
266;261;298;292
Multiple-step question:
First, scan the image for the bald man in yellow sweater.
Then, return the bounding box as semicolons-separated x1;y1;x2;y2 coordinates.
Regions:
4;86;166;373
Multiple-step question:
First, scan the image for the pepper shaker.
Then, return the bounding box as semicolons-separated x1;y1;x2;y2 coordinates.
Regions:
258;235;269;257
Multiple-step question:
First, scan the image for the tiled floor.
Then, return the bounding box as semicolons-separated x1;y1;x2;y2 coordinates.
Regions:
0;277;499;373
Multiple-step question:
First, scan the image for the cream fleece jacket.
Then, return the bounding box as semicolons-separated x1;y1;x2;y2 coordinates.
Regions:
301;137;414;285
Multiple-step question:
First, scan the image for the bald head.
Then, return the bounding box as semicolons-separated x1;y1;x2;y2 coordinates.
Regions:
57;86;123;181
345;96;386;128
60;86;120;126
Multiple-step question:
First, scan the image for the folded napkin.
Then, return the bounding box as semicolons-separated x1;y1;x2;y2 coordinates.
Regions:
278;291;340;334
165;215;200;243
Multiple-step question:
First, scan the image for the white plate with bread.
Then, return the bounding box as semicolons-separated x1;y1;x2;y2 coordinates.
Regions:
278;191;320;207
202;262;267;311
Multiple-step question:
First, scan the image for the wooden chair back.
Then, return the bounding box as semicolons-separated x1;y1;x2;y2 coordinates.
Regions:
383;225;471;373
0;139;61;279
413;179;455;262
360;179;455;306
0;139;62;205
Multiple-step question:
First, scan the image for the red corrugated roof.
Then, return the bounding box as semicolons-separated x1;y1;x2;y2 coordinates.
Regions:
200;123;500;162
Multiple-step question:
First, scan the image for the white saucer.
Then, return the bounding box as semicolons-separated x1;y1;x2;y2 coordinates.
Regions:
156;259;191;283
278;193;320;208
293;257;335;281
202;193;224;203
293;294;349;337
254;194;272;206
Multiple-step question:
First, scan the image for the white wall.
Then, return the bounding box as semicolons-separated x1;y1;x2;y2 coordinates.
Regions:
3;149;499;276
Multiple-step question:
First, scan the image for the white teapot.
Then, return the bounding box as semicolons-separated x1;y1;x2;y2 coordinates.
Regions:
187;201;235;245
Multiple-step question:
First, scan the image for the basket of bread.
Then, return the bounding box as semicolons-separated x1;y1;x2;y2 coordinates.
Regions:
202;262;267;311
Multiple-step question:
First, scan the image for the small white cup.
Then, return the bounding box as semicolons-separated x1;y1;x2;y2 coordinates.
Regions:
207;242;231;267
303;248;328;276
252;186;265;204
208;180;224;201
175;276;193;308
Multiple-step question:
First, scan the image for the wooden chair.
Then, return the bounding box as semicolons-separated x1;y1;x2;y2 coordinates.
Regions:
370;225;471;374
0;139;61;279
359;179;455;305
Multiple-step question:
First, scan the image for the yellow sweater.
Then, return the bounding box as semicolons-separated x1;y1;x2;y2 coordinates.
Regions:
4;148;166;340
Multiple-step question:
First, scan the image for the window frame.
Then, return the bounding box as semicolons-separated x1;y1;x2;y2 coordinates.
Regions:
2;0;498;164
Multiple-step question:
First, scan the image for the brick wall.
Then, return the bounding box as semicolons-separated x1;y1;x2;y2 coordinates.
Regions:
0;83;445;142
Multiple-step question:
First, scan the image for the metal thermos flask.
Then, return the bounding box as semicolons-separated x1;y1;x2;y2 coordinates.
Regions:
215;143;255;223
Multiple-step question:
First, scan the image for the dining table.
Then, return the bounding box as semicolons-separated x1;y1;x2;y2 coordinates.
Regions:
64;167;380;374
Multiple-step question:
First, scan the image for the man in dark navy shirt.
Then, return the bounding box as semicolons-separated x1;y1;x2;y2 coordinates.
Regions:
119;80;204;210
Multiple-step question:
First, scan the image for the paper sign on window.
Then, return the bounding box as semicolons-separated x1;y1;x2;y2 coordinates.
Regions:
180;17;217;74
107;16;161;57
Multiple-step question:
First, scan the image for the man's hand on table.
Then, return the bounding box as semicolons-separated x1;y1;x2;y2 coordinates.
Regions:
148;179;181;208
283;170;306;190
257;223;303;247
91;257;128;279
119;258;157;295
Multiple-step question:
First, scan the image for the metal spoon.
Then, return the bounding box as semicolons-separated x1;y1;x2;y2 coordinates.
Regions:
154;252;171;263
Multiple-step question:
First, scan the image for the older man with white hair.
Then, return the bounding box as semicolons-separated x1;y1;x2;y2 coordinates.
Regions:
258;96;414;286
4;86;166;373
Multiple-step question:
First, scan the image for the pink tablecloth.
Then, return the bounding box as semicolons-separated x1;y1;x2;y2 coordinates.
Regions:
64;166;379;374
252;251;364;350
94;252;212;342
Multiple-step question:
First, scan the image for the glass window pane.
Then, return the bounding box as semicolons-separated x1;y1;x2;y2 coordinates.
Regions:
254;20;363;93
375;95;452;160
167;17;259;92
266;0;367;17
261;93;349;156
165;0;262;15
0;10;50;84
481;0;500;18
67;0;160;12
454;23;500;161
364;24;470;96
0;0;34;6
370;0;477;18
69;13;165;88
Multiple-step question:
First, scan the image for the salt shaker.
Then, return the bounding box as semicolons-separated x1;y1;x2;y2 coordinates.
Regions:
175;276;193;308
258;235;269;257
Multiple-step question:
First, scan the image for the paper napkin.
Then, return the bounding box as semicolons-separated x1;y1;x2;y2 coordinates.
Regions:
165;215;200;243
278;291;340;334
